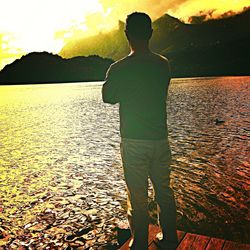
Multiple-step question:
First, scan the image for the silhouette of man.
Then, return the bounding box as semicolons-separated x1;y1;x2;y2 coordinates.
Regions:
102;12;178;250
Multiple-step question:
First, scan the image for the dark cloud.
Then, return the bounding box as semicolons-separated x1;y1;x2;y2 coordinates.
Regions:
188;6;249;24
219;6;249;18
188;9;216;24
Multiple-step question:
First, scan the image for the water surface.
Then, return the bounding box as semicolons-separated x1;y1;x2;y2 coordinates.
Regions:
0;77;249;247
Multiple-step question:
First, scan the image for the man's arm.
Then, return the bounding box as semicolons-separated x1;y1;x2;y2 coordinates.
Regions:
102;65;120;104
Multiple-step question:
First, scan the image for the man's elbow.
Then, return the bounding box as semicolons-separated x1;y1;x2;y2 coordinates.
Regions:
103;97;118;104
104;100;117;105
102;91;118;104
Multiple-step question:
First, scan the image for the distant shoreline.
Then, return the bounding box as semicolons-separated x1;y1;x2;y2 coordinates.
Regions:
0;79;103;86
0;75;249;86
0;52;114;85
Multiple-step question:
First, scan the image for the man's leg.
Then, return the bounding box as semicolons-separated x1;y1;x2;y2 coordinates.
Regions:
149;140;178;243
120;139;150;250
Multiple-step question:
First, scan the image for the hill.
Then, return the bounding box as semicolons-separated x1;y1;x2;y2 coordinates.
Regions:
60;9;250;77
0;52;114;84
60;21;129;61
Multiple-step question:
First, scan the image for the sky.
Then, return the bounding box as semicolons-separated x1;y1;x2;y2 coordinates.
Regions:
0;0;249;70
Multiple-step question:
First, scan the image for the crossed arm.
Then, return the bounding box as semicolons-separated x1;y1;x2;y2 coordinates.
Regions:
102;65;120;104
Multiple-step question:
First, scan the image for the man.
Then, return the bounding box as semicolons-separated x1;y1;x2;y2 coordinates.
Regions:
102;12;178;250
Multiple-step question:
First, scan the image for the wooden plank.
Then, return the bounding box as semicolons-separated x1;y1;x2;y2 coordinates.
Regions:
206;238;225;250
148;224;162;241
120;225;185;250
190;234;210;250
148;225;186;243
151;228;186;250
119;224;160;250
177;233;196;250
177;233;210;250
177;230;186;244
119;238;131;250
223;240;250;250
119;225;250;250
148;241;158;250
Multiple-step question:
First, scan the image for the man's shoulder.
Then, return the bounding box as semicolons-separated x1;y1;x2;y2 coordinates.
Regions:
109;55;131;70
105;56;131;79
151;52;169;65
108;52;169;72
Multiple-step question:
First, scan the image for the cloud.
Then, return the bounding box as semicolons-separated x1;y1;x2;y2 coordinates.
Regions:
188;10;215;24
0;0;249;70
170;0;249;21
99;0;189;22
0;33;23;70
89;0;249;31
188;6;249;24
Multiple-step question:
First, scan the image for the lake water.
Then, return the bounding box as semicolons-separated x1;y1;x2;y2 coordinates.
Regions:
0;76;249;248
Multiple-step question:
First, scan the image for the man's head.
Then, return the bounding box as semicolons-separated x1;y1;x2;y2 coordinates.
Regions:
125;12;153;42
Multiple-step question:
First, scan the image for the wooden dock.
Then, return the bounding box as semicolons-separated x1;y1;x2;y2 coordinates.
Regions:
119;224;250;250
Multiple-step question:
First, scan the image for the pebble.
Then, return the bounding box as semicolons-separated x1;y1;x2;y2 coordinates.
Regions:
0;163;127;249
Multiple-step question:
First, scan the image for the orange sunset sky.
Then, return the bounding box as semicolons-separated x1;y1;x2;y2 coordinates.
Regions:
0;0;249;70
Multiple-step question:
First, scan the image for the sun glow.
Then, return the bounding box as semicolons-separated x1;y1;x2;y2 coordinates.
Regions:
0;0;249;70
0;0;103;53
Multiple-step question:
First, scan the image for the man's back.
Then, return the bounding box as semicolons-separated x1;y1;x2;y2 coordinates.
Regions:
102;12;178;250
103;52;171;140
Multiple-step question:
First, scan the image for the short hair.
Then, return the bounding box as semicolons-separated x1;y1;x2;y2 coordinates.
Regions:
125;12;152;40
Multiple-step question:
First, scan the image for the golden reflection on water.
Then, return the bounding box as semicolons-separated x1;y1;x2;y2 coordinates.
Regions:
0;77;249;245
0;83;109;215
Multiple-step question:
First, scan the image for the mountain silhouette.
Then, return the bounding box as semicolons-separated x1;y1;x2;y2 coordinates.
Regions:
1;9;249;84
0;52;113;84
60;9;250;77
61;21;129;61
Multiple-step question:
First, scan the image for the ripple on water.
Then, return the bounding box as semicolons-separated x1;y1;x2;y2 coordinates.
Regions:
0;77;249;247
